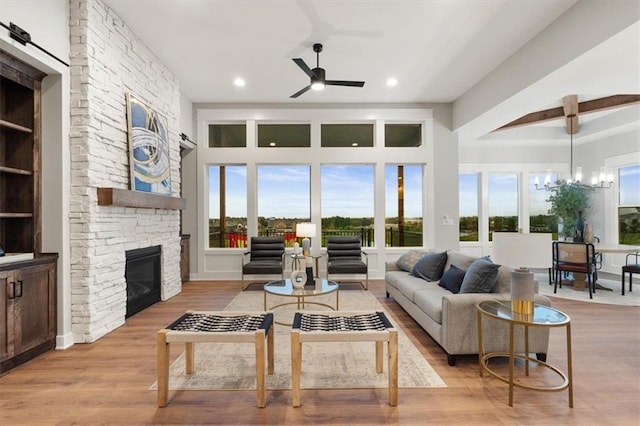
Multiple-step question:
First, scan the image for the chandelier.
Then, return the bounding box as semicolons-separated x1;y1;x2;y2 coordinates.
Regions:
535;113;614;191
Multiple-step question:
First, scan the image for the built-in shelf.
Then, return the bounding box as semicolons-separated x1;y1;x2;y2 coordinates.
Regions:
0;212;33;218
0;165;32;175
0;252;34;265
0;119;32;133
97;187;186;210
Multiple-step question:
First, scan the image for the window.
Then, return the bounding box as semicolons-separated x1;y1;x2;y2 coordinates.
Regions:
385;164;423;246
321;165;375;246
488;173;518;241
321;124;374;147
208;124;246;147
529;172;557;237
618;164;640;244
257;165;311;247
208;165;247;248
459;173;479;242
257;124;310;147
385;123;422;147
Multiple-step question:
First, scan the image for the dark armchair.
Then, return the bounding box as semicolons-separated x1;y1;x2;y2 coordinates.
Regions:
241;236;285;291
552;241;598;299
326;236;368;290
622;252;639;295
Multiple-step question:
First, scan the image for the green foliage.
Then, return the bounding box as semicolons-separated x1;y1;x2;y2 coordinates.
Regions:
546;181;590;238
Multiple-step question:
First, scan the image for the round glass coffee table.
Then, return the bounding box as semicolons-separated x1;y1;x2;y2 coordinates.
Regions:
264;278;339;326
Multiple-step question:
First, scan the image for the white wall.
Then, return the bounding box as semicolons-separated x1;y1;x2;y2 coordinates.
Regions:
179;93;197;279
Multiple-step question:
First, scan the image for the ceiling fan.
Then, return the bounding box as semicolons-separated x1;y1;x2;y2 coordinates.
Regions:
290;43;365;98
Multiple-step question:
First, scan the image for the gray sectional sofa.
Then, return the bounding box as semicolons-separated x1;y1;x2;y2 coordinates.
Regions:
385;249;551;366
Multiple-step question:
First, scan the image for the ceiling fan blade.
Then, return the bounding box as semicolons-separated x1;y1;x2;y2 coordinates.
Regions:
290;85;312;98
292;58;318;79
325;80;365;87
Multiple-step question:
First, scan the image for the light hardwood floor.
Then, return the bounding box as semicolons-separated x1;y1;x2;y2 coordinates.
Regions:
1;280;638;425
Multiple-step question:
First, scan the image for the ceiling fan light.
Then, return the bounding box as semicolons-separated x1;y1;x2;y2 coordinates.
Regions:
311;81;325;91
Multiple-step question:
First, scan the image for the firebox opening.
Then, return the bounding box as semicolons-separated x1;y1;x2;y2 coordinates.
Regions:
125;245;162;318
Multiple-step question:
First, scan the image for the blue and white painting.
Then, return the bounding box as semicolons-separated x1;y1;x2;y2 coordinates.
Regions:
126;93;172;194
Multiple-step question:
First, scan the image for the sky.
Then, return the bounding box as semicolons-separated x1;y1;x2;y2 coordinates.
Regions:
208;164;423;219
210;164;639;219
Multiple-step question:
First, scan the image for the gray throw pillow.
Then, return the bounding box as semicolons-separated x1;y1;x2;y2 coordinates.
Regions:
459;258;500;293
411;251;448;281
396;249;432;272
438;265;466;294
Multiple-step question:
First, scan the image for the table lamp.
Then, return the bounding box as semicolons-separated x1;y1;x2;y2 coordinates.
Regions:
491;232;552;315
296;223;316;257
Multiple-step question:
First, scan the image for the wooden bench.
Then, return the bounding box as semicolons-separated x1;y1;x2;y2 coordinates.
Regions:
290;310;398;407
157;311;274;408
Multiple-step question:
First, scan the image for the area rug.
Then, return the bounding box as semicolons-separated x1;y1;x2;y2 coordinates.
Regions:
535;273;639;307
150;289;446;391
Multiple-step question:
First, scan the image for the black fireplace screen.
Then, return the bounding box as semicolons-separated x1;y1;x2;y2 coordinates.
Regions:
125;245;161;318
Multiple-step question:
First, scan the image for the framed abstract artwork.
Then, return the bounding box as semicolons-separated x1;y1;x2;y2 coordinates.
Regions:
126;93;172;194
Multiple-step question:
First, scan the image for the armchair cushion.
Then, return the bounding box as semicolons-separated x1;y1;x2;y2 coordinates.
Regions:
242;236;285;275
326;236;368;274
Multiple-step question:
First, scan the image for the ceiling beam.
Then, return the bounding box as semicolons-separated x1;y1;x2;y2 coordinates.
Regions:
494;94;640;132
563;95;579;134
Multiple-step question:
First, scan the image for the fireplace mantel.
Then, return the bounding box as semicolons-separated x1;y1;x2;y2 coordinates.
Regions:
97;187;186;210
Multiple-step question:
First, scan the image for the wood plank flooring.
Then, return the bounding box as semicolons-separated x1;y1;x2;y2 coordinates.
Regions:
1;280;638;425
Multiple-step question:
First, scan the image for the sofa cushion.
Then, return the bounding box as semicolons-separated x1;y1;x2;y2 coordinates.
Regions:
395;249;433;272
445;251;477;272
438;265;466;293
493;265;512;293
459;258;501;293
413;285;451;324
389;273;432;302
411;251;448;281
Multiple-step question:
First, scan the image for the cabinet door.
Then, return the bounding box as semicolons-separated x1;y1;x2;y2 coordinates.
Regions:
14;263;55;355
0;271;16;362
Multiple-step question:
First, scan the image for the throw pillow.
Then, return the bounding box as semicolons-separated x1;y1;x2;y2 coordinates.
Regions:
411;251;448;281
438;265;466;294
459;258;501;293
396;249;432;272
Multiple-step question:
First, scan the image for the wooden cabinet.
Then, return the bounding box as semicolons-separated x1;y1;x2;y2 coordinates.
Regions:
0;49;45;256
180;234;190;282
0;254;57;374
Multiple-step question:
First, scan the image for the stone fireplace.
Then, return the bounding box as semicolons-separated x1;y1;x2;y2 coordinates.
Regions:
68;0;182;343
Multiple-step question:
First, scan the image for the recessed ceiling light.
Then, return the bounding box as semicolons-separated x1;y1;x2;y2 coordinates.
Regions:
234;78;246;87
386;78;398;87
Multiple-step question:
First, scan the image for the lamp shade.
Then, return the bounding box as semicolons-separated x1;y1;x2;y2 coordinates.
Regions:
492;232;552;315
491;232;552;269
296;223;317;238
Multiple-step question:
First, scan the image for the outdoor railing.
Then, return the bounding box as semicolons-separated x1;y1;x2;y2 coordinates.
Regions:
210;227;423;248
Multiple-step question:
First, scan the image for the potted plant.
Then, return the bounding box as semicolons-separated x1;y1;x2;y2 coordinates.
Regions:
547;181;590;240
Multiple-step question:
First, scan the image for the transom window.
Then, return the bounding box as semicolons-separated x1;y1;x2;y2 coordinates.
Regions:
321;124;374;147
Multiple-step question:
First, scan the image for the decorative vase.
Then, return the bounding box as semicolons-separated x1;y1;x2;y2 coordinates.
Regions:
585;223;593;243
290;270;307;289
575;211;585;242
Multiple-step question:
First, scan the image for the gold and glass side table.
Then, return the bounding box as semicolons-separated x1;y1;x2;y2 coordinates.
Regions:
476;300;573;407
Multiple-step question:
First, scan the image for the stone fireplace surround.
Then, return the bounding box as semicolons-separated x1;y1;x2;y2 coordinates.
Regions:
69;0;183;343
